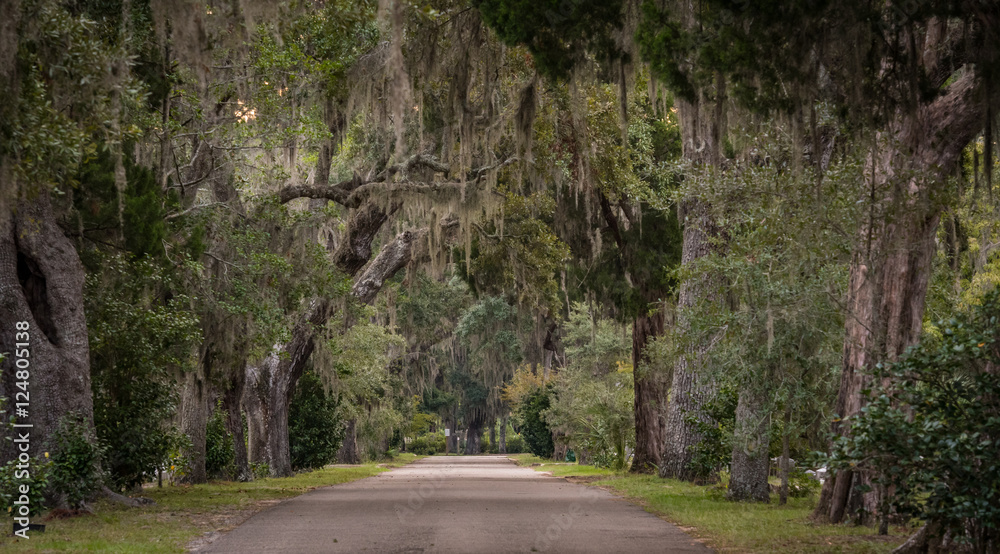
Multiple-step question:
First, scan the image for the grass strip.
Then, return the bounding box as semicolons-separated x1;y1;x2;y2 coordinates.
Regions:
1;453;423;553
507;454;907;553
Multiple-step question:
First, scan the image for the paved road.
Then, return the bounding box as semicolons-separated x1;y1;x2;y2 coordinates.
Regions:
201;455;712;553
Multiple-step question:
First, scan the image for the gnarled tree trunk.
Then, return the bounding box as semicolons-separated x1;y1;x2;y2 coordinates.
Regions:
814;72;984;524
0;194;94;462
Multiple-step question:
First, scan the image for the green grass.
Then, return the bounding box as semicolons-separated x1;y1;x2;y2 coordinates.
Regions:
508;455;907;553
0;454;422;553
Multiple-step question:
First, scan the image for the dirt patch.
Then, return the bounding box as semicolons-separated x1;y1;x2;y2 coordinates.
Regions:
564;475;604;484
186;499;284;552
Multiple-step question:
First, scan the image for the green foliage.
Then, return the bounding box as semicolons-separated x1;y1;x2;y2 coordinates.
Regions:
828;290;1000;549
48;416;103;509
408;432;446;455
0;457;49;518
205;405;235;479
476;0;624;80
685;388;737;483
289;372;344;470
545;304;634;469
785;467;821;499
516;386;554;458
86;254;199;492
505;433;527;454
465;192;571;319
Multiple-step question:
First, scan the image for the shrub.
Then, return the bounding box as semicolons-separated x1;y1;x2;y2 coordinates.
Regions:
685;387;737;482
48;416;104;509
786;467;820;498
828;289;1000;549
505;433;526;453
205;404;234;479
517;387;554;458
0;458;49;517
289;371;343;469
410;432;446;455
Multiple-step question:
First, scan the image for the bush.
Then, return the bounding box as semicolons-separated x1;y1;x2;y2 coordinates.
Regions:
289;372;344;469
517;387;554;458
205;404;234;478
0;458;49;517
786;467;820;498
685;387;737;482
48;416;104;509
829;290;1000;549
410;432;446;455
505;433;526;454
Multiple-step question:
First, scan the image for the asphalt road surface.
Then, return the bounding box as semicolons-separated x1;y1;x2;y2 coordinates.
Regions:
201;455;712;554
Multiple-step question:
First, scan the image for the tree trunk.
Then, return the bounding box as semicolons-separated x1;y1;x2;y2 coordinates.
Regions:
221;366;251;481
498;415;507;454
244;364;269;467
488;422;496;454
659;76;726;481
631;310;667;473
0;194;94;463
727;386;770;502
179;364;209;483
814;73;984;524
779;404;791;506
336;418;360;464
464;418;482;455
659;198;723;480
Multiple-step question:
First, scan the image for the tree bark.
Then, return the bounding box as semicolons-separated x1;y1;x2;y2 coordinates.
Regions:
727;386;770;502
464;419;482;455
814;72;985;524
779;404;791;506
659;198;723;481
178;366;209;483
244;362;269;468
0;194;94;462
499;414;507;454
222;363;251;481
658;71;727;480
336;418;360;464
631;310;667;473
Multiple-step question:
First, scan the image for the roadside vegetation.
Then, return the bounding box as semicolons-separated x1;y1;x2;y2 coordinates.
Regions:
508;455;905;553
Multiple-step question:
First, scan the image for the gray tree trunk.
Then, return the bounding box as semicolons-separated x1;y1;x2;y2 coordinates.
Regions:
0;193;94;463
221;367;251;481
658;76;726;481
336;419;360;464
179;365;209;483
727;387;770;502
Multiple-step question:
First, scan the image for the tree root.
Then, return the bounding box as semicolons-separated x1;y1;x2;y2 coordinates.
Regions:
892;522;944;554
101;486;156;507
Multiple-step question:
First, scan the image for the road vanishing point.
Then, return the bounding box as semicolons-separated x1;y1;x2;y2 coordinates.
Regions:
200;455;712;554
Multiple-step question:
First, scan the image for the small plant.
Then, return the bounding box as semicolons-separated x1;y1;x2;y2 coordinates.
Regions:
0;457;50;518
48;415;104;509
250;462;270;480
